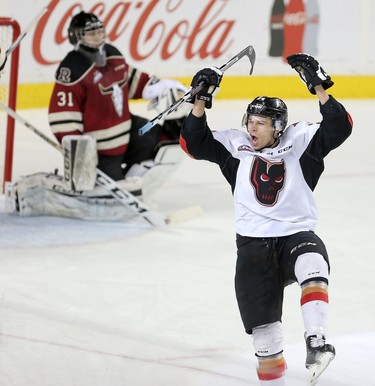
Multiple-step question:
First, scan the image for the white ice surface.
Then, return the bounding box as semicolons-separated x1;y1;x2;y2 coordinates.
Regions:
1;99;374;386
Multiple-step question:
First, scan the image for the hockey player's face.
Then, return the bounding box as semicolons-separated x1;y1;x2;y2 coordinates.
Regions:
82;27;106;48
247;115;275;150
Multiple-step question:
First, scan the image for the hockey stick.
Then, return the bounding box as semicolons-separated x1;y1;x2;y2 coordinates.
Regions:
0;6;48;71
138;45;256;136
7;7;48;56
0;102;166;227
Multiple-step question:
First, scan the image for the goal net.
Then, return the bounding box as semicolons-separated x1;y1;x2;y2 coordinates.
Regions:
0;17;20;192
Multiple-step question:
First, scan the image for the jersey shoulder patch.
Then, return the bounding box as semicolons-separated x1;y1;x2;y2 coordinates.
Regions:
213;128;250;154
55;51;93;84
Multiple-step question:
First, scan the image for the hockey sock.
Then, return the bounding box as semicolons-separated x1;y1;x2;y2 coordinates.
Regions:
294;252;329;337
300;279;329;337
253;322;285;384
256;353;286;385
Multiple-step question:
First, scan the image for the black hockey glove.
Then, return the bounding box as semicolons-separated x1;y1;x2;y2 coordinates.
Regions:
186;66;223;109
287;53;334;95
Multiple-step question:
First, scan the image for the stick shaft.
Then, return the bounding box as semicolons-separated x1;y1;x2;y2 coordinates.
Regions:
139;45;256;136
0;102;61;151
6;7;48;56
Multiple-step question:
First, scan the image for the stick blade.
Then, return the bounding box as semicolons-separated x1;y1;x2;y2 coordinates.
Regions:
139;121;153;136
165;205;204;224
247;45;256;75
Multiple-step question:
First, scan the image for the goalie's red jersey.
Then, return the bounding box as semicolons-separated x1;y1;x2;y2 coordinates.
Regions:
48;44;150;156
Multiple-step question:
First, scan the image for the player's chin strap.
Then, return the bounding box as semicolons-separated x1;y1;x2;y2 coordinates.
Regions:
0;102;165;227
269;127;284;149
268;121;285;148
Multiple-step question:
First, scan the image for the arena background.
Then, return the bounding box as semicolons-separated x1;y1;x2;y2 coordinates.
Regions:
1;2;374;385
1;0;374;109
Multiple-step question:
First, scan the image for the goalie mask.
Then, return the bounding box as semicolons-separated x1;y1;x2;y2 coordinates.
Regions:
242;96;288;137
68;11;105;50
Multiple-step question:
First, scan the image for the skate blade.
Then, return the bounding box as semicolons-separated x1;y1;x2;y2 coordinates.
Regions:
307;352;335;386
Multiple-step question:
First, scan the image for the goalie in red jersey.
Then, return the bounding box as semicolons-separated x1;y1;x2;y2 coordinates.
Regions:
48;11;189;195
5;11;189;221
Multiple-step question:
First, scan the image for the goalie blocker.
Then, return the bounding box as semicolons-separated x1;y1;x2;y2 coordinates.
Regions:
6;143;183;221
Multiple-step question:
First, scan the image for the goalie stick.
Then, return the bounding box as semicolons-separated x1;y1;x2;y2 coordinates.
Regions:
138;44;256;136
0;102;166;227
0;6;49;72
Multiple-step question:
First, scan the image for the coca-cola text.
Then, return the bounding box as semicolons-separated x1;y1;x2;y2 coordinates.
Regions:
32;0;235;65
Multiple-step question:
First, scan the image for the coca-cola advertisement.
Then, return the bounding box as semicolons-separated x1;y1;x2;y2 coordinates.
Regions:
33;0;236;65
1;0;374;84
268;0;320;59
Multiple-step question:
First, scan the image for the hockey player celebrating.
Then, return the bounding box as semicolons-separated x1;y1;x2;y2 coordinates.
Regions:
48;10;189;196
179;54;353;385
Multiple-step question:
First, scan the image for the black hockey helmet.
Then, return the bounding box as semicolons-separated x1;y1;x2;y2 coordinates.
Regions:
68;11;104;46
242;96;288;134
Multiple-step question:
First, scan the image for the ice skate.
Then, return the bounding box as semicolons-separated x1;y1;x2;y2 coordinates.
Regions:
305;333;335;385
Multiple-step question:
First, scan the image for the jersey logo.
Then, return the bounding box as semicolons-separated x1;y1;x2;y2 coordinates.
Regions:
93;71;103;83
57;67;72;83
98;74;128;117
250;156;286;206
98;73;128;95
237;144;253;152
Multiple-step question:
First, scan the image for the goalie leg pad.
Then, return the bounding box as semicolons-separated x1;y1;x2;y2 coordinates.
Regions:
124;143;183;202
6;172;51;216
6;172;137;221
143;143;184;201
62;135;97;191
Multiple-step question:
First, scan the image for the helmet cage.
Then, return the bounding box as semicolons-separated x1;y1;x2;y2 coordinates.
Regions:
68;12;105;48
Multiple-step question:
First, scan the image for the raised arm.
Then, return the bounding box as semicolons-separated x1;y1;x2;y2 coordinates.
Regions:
314;85;330;105
286;53;333;105
180;67;225;160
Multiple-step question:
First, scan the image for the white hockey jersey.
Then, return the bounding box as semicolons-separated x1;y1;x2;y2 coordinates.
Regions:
180;96;352;237
213;122;319;237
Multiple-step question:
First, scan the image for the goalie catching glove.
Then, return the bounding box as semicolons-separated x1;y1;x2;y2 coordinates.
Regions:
143;76;190;123
142;76;190;123
287;53;334;95
186;66;223;109
142;76;188;103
